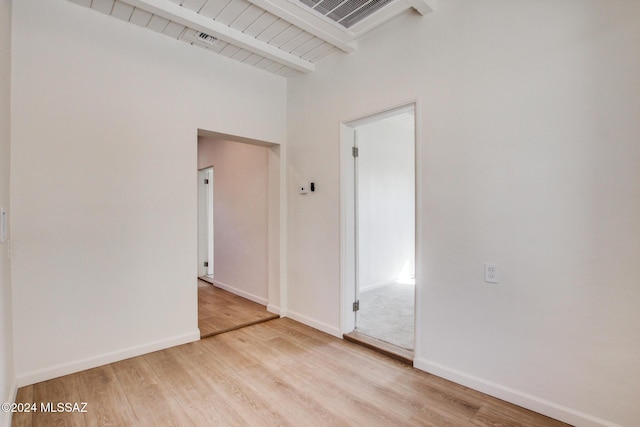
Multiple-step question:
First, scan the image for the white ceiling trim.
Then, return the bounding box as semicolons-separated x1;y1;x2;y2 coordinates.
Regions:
348;0;434;37
248;0;357;53
120;0;316;73
404;0;435;16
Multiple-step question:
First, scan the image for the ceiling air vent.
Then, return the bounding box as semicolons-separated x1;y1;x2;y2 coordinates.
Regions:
195;32;218;46
299;0;396;28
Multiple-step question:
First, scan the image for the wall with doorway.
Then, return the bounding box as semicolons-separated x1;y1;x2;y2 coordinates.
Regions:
286;1;640;426
10;0;285;386
0;0;15;423
198;138;269;304
357;117;414;290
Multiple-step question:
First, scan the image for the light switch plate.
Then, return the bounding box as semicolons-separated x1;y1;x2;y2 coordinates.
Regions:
0;208;6;243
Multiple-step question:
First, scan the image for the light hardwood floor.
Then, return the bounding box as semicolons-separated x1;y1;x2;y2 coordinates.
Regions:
12;318;568;427
198;279;278;338
344;330;414;365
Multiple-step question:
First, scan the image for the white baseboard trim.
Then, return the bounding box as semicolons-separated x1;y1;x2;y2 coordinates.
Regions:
212;280;268;306
2;378;17;427
284;310;342;338
413;357;621;427
267;304;280;315
16;330;200;387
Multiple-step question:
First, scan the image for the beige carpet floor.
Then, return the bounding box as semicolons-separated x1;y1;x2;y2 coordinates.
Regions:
357;282;415;350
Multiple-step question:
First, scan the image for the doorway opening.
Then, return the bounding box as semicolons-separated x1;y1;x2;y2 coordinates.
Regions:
341;104;416;363
196;129;284;338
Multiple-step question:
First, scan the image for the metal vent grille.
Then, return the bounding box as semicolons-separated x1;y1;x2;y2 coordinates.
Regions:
299;0;396;28
196;32;218;46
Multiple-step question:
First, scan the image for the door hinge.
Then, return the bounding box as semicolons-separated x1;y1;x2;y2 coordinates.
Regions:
352;300;360;312
352;147;359;157
204;261;209;267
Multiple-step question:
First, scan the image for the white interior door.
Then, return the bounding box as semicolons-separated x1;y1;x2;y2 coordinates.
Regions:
198;167;214;277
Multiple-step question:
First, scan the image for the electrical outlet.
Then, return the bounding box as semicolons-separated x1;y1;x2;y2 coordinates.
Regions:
484;263;498;284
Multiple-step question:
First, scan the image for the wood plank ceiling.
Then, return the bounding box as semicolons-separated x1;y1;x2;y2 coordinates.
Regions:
68;0;434;76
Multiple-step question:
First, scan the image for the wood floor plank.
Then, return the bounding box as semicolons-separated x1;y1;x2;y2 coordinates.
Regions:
260;328;430;424
11;385;34;427
32;374;86;427
161;340;289;426
401;372;484;423
197;280;278;337
142;345;248;426
199;333;355;426
183;338;294;425
75;365;139;427
14;318;570;427
344;330;414;364
471;401;569;427
212;323;448;426
110;357;193;427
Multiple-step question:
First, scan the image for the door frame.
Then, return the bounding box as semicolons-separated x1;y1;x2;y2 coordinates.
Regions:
197;129;287;316
340;101;420;347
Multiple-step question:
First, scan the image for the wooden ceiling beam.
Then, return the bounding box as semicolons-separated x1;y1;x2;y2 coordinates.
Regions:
120;0;316;73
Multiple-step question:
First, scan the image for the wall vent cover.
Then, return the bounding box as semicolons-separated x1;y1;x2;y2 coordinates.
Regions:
299;0;396;28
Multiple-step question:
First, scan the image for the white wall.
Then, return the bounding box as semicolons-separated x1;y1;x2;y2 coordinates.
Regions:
287;1;640;426
11;0;285;385
357;118;414;289
0;0;14;425
198;138;269;304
